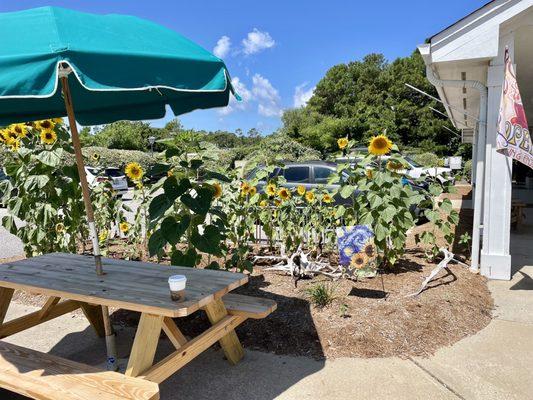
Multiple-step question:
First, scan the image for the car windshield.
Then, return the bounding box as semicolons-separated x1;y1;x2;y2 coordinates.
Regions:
105;168;123;177
405;156;421;168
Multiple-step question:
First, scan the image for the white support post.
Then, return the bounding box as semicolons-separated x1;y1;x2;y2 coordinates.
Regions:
480;32;514;280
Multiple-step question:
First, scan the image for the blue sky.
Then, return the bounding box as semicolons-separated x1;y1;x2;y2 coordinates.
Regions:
1;0;489;134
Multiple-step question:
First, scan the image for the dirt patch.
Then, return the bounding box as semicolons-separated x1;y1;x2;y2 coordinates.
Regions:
2;209;492;360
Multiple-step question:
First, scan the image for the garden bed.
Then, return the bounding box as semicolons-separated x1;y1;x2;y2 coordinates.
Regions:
4;209;492;360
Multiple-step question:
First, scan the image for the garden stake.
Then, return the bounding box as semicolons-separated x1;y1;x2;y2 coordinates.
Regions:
60;67;118;371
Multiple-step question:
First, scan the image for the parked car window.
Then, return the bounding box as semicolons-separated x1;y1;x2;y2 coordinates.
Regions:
283;166;310;183
105;168;123;177
314;167;334;184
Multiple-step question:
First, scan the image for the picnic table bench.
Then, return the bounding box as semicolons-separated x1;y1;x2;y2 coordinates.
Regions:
0;253;276;400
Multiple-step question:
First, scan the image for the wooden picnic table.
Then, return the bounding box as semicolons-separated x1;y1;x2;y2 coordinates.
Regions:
0;252;276;400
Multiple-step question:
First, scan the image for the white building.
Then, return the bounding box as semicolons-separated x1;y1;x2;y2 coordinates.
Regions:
419;0;533;280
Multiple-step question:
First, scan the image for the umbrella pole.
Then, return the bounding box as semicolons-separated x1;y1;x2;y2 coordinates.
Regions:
60;72;118;371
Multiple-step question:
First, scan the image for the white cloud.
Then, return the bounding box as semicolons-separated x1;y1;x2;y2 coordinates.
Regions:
213;35;231;58
218;77;251;116
252;74;282;117
293;83;315;108
242;29;275;55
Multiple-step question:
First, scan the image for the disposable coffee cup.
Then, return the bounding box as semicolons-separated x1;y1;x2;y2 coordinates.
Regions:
168;275;187;302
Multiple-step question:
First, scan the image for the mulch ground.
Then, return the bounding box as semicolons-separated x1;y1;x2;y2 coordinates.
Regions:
2;199;493;360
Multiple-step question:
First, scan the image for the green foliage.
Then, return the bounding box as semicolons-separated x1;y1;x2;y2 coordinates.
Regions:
411;152;442;168
243;132;321;168
80;121;169;151
282;51;461;156
332;139;423;267
415;181;459;260
305;281;337;308
146;139;229;269
81;146;158;170
462;159;473;182
0;121;88;255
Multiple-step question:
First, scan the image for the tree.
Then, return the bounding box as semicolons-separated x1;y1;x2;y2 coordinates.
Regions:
282;51;461;156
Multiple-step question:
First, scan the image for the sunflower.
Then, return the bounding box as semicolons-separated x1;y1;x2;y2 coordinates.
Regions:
0;129;6;143
266;183;277;197
125;162;143;181
240;181;251;196
259;200;268;207
40;129;57;145
3;129;18;144
386;160;403;172
278;187;291;201
363;243;376;259
274;199;282;207
55;223;65;234
249;186;257;196
10;140;20;152
167;170;174;177
35;119;55;131
297;185;306;196
322;193;333;203
305;191;315;203
351;253;368;270
91;153;100;162
99;229;109;242
368;134;392;156
119;222;130;233
365;169;373;179
337;137;349;149
10;124;27;138
52;118;63;124
213;183;222;198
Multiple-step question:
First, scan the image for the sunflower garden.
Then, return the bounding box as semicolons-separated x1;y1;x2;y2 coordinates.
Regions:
1;120;458;286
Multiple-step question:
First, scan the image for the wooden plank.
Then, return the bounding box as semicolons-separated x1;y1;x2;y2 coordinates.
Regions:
0;300;80;339
161;317;187;349
203;299;244;365
0;253;248;317
143;315;245;384
0;340;159;400
37;297;60;320
223;293;277;319
0;287;14;325
125;313;163;377
80;303;106;338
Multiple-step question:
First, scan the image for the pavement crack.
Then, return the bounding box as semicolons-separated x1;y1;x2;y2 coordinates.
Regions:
408;357;466;400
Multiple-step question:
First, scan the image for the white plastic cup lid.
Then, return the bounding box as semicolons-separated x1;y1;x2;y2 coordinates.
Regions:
168;275;187;291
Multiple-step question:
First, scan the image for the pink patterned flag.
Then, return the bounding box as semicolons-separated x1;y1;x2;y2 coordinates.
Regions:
496;47;533;169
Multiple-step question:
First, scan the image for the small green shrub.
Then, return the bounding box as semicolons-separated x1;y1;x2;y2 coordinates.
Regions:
412;152;442;168
79;146;159;170
305;282;337;308
462;159;472;182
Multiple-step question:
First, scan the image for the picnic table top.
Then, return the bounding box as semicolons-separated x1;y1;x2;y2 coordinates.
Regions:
0;253;248;317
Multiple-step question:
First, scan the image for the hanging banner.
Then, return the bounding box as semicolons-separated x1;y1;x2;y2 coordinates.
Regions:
496;47;533;169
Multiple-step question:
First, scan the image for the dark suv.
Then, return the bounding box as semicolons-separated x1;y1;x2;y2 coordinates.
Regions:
248;160;344;193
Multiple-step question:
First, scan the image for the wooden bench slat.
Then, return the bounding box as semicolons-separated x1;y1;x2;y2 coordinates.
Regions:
223;293;277;319
0;341;159;400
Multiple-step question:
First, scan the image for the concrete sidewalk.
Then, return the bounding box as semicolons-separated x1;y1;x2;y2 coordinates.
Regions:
0;262;532;400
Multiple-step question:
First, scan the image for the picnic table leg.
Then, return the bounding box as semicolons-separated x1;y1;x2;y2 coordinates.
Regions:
204;299;244;365
0;288;14;325
125;313;163;377
80;303;106;338
162;317;187;348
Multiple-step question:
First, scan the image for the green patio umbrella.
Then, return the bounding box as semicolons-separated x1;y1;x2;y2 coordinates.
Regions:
0;6;238;370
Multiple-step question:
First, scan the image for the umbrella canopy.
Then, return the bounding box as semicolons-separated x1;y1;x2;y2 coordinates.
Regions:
0;6;237;126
